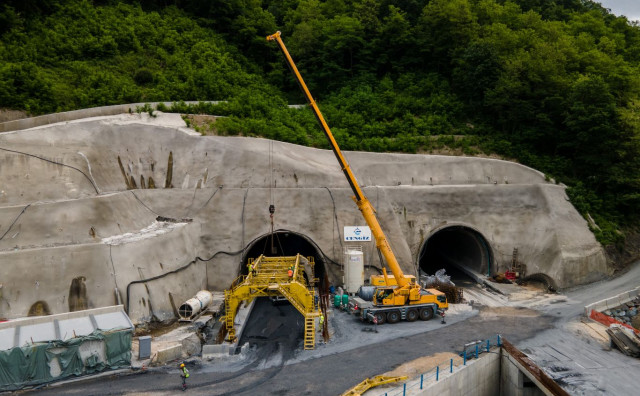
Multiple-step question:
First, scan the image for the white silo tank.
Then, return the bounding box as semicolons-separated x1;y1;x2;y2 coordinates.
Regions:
343;247;364;294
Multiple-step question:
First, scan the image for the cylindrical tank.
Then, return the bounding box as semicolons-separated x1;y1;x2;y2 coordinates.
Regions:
357;286;376;301
343;248;364;294
178;290;213;320
334;294;341;307
342;294;349;306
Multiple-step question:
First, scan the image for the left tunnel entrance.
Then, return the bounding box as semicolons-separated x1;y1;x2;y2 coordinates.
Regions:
242;231;326;288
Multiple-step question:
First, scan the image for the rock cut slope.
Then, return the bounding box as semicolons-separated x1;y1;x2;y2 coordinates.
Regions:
0;112;607;323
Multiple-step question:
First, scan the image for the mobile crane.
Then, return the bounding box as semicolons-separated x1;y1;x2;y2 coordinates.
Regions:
267;31;448;324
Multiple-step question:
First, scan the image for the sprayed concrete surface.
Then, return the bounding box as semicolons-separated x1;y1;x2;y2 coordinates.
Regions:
0;112;607;324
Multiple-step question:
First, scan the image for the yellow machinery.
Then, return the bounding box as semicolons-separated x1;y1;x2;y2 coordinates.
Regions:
267;32;448;322
370;268;416;286
224;254;320;349
341;375;408;396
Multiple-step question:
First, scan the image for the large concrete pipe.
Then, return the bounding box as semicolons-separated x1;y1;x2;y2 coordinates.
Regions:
178;290;213;320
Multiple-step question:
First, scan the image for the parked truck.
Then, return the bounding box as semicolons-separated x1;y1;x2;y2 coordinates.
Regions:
267;32;449;324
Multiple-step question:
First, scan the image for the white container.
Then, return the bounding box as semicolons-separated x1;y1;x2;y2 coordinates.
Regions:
343;247;364;294
178;290;213;320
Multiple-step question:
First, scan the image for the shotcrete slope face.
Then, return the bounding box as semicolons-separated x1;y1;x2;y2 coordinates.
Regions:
0;113;607;323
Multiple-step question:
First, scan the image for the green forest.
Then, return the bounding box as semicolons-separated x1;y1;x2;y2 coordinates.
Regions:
1;0;639;246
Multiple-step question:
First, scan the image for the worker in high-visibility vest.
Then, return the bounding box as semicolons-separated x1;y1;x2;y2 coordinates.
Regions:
179;362;189;391
248;263;253;275
319;313;325;332
287;269;293;279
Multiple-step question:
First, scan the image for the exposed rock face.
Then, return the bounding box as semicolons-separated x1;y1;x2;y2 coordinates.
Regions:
0;113;607;323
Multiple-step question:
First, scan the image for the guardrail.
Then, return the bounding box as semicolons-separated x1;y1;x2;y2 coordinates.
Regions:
584;286;640;317
380;335;502;396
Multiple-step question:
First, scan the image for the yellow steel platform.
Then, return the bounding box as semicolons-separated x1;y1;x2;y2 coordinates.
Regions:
224;254;320;349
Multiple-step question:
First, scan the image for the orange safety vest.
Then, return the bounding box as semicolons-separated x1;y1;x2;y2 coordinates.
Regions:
288;269;293;277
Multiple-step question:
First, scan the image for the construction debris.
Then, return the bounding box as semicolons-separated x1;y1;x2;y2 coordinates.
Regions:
421;269;464;303
606;325;640;358
604;296;640;328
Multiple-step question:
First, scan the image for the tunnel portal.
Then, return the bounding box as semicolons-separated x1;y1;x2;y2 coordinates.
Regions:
419;226;493;283
242;231;327;287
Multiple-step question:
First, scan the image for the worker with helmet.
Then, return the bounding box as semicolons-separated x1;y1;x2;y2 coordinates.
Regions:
179;362;189;391
319;313;325;332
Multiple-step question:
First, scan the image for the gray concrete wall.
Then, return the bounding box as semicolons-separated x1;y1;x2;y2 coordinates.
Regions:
0;101;211;133
414;352;501;396
0;113;608;323
501;351;547;396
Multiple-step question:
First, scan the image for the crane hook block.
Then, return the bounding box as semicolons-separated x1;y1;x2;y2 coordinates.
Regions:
269;204;275;214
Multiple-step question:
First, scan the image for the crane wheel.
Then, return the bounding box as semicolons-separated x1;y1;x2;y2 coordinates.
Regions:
374;312;386;324
420;307;434;320
406;309;418;322
387;311;400;324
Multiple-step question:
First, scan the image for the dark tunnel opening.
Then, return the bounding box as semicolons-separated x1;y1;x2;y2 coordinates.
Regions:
418;226;493;284
242;230;327;289
240;232;325;352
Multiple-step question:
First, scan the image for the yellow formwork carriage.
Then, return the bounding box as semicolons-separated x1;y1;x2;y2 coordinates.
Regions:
224;254;320;349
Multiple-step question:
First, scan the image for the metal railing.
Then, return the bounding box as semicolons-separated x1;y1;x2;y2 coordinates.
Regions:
381;335;502;396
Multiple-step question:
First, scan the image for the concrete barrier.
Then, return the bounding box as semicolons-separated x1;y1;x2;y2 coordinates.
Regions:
202;344;232;358
419;352;500;396
584;286;640;317
154;344;183;365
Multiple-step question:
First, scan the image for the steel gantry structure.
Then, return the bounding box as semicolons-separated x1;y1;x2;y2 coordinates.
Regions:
224;254;321;349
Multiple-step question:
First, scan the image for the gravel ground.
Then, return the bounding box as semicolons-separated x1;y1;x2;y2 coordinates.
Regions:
31;262;640;395
34;297;553;395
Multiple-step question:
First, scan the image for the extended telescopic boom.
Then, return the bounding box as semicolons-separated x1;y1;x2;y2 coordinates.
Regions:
267;31;409;288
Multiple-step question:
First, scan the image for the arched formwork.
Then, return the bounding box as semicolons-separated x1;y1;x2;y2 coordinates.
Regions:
241;230;328;288
418;224;495;282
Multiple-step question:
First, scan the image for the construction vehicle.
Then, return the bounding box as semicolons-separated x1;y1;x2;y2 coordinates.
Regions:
267;31;448;324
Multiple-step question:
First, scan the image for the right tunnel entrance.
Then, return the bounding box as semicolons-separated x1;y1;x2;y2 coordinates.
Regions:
418;225;493;282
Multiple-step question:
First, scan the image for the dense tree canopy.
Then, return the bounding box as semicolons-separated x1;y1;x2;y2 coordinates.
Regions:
0;0;639;244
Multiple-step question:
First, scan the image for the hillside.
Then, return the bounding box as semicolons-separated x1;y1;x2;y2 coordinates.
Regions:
1;0;639;246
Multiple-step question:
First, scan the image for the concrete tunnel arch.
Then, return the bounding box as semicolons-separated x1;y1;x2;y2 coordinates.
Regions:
242;230;327;288
418;225;494;281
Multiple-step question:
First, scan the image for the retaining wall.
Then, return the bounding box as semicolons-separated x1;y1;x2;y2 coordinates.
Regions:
0;113;607;325
415;352;500;396
0;101;211;133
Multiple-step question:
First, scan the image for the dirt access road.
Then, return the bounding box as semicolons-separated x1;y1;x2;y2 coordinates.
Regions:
36;298;553;396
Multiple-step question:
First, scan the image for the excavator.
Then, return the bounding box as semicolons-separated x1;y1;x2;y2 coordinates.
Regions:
267;32;448;324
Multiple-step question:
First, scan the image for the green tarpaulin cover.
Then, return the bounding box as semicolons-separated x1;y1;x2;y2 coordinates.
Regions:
0;329;131;391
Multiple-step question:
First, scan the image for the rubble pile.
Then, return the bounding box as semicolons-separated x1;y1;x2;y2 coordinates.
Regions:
421;269;463;304
605;296;640;330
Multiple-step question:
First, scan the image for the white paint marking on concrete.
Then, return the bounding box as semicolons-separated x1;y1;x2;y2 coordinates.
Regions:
77;151;100;194
101;221;187;246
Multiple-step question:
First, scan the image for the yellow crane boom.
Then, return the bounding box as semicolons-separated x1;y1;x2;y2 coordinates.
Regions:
266;31;409;289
